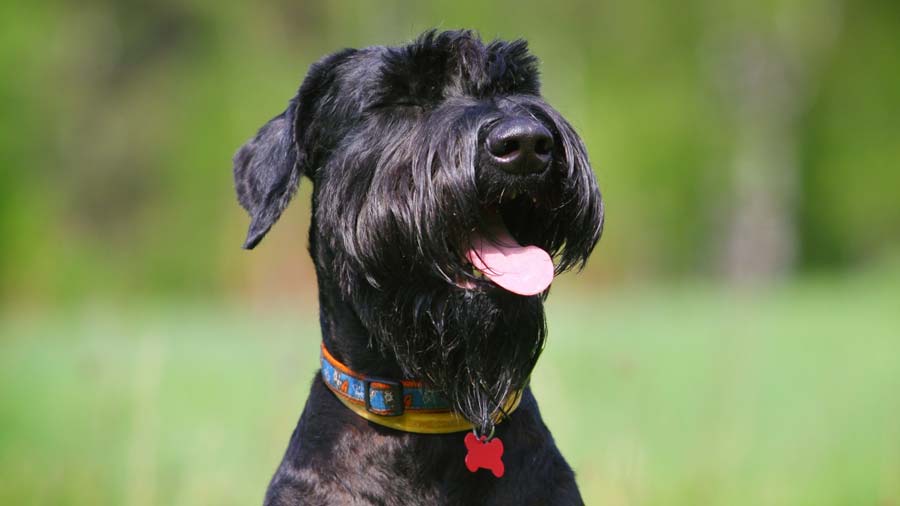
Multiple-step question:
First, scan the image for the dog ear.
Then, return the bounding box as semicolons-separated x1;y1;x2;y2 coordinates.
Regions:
233;102;300;249
233;49;355;249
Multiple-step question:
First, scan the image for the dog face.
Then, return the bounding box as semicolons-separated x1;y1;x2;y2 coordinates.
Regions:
234;30;603;432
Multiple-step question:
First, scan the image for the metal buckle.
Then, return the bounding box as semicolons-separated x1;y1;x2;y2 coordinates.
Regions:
364;378;404;417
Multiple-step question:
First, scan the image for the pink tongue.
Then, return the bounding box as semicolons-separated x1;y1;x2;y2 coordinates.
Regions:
466;224;554;296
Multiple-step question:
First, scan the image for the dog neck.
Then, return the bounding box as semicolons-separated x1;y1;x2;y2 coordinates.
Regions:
316;278;406;379
312;258;545;434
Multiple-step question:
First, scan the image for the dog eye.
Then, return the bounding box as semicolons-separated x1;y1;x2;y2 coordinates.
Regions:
367;101;424;112
392;102;426;112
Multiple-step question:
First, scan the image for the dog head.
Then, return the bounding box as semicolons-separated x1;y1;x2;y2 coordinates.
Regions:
234;30;603;432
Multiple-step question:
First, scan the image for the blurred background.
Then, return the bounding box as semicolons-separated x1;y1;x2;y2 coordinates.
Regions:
2;0;899;504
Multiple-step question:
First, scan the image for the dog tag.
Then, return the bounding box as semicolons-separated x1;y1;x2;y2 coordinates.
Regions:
464;432;505;478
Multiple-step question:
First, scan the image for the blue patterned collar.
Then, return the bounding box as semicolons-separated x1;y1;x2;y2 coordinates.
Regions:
320;343;454;417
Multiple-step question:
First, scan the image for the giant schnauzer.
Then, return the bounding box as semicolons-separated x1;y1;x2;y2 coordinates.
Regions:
234;30;603;505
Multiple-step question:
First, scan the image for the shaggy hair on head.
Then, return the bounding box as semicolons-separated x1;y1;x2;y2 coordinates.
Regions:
235;30;603;435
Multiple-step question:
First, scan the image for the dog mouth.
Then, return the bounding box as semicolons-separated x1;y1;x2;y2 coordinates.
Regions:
459;190;555;296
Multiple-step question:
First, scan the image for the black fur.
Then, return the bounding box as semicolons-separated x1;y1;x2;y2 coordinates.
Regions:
234;30;604;505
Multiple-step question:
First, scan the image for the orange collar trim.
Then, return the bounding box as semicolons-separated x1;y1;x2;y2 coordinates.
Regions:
320;343;522;434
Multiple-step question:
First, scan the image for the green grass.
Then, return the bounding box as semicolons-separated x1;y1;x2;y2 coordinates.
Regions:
2;271;899;505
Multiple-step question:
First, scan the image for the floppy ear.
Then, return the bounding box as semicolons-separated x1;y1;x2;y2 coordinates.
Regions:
233;101;301;249
233;49;356;249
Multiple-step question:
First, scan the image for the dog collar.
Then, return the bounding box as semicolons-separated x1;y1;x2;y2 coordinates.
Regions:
320;343;522;434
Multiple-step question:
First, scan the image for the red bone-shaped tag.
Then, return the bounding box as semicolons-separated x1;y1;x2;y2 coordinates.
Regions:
464;432;505;478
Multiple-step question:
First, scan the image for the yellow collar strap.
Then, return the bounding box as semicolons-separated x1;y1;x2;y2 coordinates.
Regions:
320;343;523;434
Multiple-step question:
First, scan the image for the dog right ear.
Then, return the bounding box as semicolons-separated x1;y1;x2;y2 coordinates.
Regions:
233;102;301;249
233;49;356;249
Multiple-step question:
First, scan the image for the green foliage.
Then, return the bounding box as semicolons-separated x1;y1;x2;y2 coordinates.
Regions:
1;0;899;301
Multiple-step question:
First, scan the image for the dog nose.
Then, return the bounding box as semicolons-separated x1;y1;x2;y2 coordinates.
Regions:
486;118;553;175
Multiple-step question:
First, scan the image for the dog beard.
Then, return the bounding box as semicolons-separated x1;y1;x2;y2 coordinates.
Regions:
362;283;546;434
314;92;599;434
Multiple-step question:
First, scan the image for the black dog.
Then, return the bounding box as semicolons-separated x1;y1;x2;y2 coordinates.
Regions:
234;30;603;505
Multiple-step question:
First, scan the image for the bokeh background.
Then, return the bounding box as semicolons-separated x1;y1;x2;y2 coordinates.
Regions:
2;1;899;504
